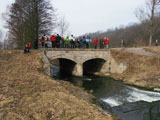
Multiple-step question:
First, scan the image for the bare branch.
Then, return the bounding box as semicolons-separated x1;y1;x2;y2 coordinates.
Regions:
56;16;70;37
135;0;160;46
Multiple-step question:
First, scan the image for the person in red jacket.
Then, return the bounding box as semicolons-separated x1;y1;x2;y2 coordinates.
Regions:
28;42;31;52
93;38;98;49
28;42;31;48
40;37;44;47
104;37;110;48
50;35;56;48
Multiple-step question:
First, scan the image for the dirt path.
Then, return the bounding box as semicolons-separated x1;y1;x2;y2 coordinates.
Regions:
112;47;160;58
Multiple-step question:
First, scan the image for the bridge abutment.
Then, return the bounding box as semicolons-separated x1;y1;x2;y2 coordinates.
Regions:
72;63;83;76
100;62;110;74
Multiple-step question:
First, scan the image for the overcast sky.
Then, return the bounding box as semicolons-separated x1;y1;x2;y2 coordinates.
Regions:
0;0;146;38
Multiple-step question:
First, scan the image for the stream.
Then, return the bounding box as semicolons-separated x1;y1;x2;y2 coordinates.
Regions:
51;65;160;120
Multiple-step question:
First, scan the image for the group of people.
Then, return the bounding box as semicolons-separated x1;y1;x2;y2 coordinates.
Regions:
23;36;160;53
24;42;31;54
93;37;110;49
40;34;110;49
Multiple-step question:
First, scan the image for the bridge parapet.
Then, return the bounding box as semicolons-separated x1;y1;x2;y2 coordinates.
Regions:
46;50;110;63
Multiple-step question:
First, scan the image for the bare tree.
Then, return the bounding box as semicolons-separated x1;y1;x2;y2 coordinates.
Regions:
0;30;2;39
0;41;3;50
135;0;160;46
0;30;4;49
0;29;4;49
57;16;69;37
3;33;17;49
0;30;3;49
4;0;56;49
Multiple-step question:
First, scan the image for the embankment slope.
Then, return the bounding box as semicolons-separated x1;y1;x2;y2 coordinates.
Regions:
111;48;160;89
0;50;114;120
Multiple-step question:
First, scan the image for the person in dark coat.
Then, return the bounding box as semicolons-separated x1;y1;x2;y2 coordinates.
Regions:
24;44;29;54
99;37;104;49
82;36;86;48
56;34;61;48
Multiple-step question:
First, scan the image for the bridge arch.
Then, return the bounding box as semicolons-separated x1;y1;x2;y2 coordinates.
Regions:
50;57;77;64
81;56;107;64
83;58;106;75
50;58;78;77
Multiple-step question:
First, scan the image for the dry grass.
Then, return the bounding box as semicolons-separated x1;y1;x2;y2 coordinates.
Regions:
0;50;115;120
111;49;160;89
144;46;160;54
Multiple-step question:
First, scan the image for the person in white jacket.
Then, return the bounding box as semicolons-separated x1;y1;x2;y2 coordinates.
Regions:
70;35;76;48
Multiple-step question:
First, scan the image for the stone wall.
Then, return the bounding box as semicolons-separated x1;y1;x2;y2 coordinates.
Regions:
39;51;51;76
108;53;128;74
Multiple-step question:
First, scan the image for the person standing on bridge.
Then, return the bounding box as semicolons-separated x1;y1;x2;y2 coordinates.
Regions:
88;36;92;48
64;36;70;48
77;37;82;48
56;34;61;48
40;36;44;47
86;36;92;48
99;37;104;49
61;37;65;48
104;37;110;48
43;34;48;48
50;35;56;48
86;36;89;48
93;37;98;49
82;36;86;48
70;35;76;48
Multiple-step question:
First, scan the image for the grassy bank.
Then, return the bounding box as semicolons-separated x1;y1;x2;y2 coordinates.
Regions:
111;48;160;89
144;46;160;54
0;50;115;120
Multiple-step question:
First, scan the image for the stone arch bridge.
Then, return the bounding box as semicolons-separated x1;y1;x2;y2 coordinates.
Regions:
42;49;127;77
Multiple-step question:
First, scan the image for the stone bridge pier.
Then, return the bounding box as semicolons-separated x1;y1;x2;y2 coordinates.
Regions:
72;63;83;76
41;49;127;77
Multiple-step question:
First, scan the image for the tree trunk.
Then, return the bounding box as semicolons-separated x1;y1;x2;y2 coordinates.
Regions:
149;32;153;46
149;0;156;46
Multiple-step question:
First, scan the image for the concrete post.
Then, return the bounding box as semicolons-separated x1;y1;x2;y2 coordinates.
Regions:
72;63;83;76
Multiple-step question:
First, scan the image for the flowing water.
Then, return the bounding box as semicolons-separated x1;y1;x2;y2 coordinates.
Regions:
51;65;160;120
